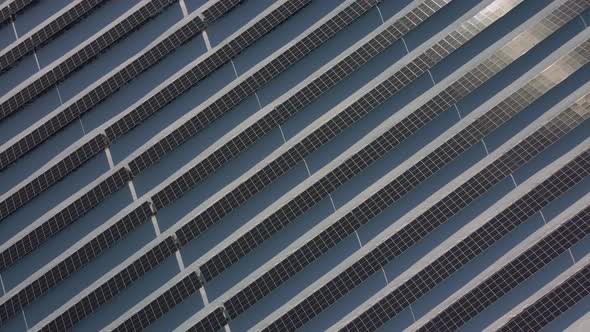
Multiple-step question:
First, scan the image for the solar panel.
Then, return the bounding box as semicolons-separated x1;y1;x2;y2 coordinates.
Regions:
0;201;153;322
112;271;203;332
0;166;131;272
0;0;34;25
104;0;312;142
0;134;107;221
173;0;516;247
0;0;384;274
2;0;589;330
497;259;590;332
0;0;311;274
0;0;240;171
0;0;177;122
0;0;105;72
0;0;311;209
336;148;590;331
197;1;586;284
107;1;588;330
138;0;449;210
186;307;228;332
244;98;590;331
202;0;243;24
417;204;590;332
128;0;383;175
39;236;177;331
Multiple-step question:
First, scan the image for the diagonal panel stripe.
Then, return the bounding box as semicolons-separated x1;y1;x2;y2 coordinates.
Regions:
103;0;313;142
0;0;242;219
0;0;241;171
0;0;177;122
37;237;179;331
415;202;590;332
174;0;515;248
0;0;106;73
19;2;315;330
332;138;590;331
0;0;309;271
127;0;383;175
0;0;382;276
0;0;35;25
197;0;586;288
0;201;153;323
0;135;108;221
257;68;590;331
495;255;590;332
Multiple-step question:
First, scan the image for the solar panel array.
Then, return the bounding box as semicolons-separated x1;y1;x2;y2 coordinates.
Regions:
417;203;590;332
336;146;590;331
0;0;589;331
497;255;590;332
0;0;106;72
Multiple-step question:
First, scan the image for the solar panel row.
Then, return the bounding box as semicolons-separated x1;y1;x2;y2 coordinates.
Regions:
0;0;588;330
125;1;590;330
0;0;307;274
0;0;392;309
256;44;590;329
174;0;509;250
128;0;383;176
0;0;241;171
112;271;204;332
0;201;153;323
0;0;310;251
0;166;131;271
104;0;312;142
336;140;590;331
0;0;34;25
497;254;590;331
416;203;590;332
0;0;178;122
17;1;352;330
0;134;108;221
63;2;504;328
40;236;178;331
197;0;586;289
0;0;105;72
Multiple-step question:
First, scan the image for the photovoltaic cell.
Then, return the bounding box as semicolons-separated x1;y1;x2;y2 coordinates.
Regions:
39;236;177;331
0;0;105;72
0;0;34;25
128;0;382;175
202;0;243;24
337;149;590;331
259;37;590;332
198;1;584;288
0;0;177;122
0;0;240;171
417;205;590;332
497;261;590;332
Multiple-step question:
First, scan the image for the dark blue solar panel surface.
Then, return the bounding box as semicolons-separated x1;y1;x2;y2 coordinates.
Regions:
0;0;588;331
